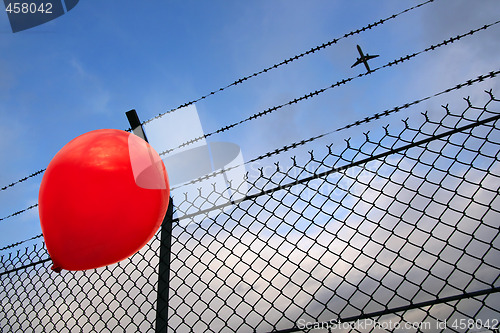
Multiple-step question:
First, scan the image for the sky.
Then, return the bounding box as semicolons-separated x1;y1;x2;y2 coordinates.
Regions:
0;0;500;330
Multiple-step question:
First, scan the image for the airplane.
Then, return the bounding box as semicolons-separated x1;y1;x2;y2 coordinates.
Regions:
351;45;379;73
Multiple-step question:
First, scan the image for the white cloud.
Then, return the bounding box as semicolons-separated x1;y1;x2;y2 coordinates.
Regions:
68;57;111;114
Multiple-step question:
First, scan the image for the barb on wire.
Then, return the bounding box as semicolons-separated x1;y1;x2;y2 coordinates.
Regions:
158;20;500;157
141;0;436;126
0;204;38;223
0;233;43;252
0;169;45;192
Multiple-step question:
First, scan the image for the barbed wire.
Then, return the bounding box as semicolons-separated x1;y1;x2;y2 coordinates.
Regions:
1;17;498;247
0;233;43;252
157;20;500;157
0;1;436;196
0;203;38;223
0;169;45;192
140;0;436;127
170;73;499;191
1;72;498;251
3;14;495;199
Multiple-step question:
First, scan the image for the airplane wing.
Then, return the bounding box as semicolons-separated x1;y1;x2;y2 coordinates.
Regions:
351;59;363;68
365;54;379;61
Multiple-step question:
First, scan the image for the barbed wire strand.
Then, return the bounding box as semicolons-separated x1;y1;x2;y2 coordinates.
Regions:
0;203;38;223
0;0;435;194
0;169;45;193
157;20;500;157
0;233;43;252
141;0;436;127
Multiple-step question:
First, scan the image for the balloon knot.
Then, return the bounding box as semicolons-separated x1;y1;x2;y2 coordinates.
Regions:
51;264;62;273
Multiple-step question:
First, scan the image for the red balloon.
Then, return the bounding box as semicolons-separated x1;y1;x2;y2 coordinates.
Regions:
39;129;169;272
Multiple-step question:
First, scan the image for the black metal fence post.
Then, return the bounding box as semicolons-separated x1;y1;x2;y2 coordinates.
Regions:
155;199;174;333
126;109;173;333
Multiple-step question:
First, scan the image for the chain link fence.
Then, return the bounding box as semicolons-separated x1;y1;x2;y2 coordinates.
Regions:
1;91;499;332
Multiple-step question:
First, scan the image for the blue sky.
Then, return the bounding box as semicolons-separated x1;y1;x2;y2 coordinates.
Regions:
1;0;500;250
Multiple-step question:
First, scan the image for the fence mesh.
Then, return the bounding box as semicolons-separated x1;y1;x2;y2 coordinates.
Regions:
1;91;499;333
